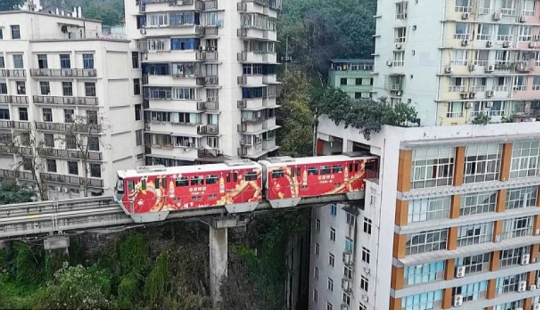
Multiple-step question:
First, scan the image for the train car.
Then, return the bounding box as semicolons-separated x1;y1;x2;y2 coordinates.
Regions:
259;154;378;209
114;160;263;223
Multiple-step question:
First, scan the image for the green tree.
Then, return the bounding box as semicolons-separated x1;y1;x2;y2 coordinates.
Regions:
0;0;23;11
0;181;35;205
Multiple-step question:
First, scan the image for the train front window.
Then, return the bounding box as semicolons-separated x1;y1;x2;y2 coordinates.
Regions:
116;178;124;193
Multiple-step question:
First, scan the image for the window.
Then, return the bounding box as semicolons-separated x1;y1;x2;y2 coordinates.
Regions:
342;293;350;306
0;28;2;40
496;273;528;294
343;266;352;279
134;104;142;121
20;133;30;146
90;163;101;178
404;261;445;286
330;204;337;216
363;218;372;234
171;38;201;50
359;303;367;310
460;191;497;216
501;0;517;15
0;109;10;120
42;108;52;122
510;140;540;178
0;83;5;94
455;253;491;275
88;136;99;151
37;54;48;69
44;133;54;148
447;102;464;118
360;275;369;292
11;25;20;39
412;146;455;189
455;0;472;12
457;222;494;247
0;56;4;68
495;301;524;310
396;1;408;19
134;78;141;95
60;54;71;69
362;247;370;263
355;78;361;86
408;196;451;223
326;302;333;310
132;52;139;68
87;110;98;124
464;143;502;183
18;107;27;121
401;290;443;310
452;281;488;303
85;82;96;97
16;81;25;94
346;212;356;226
454;22;470;40
46;159;57;172
64;109;74;123
500;246;529;268
501;216;533;240
328;253;335;266
315;243;319;256
393;51;405;66
406;229;448;255
147;38;170;51
506;186;537;209
327;278;333;291
12;54;23;68
340;78;347;86
316;219;320;231
65;134;76;149
40;81;50;95
330;228;336;241
395;27;407;43
312;289;318;303
314;267;319;280
68;161;78;175
62;82;73;96
83;54;94;69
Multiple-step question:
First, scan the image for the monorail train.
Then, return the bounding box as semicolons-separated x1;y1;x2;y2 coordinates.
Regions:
114;154;378;223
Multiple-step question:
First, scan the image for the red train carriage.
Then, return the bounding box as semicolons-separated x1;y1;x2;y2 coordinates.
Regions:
114;160;263;223
259;154;378;209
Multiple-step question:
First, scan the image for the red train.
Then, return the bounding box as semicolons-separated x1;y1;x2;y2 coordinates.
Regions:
114;154;377;223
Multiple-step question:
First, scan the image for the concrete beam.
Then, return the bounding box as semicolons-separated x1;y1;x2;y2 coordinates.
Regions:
44;235;70;250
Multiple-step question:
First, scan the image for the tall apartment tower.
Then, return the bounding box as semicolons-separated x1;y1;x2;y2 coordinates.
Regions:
124;0;282;166
373;0;540;126
310;0;540;309
0;10;144;199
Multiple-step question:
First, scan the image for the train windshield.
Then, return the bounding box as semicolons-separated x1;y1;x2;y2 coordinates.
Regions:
116;177;124;193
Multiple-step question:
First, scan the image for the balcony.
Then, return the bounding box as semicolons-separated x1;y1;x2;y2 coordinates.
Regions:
204;27;219;36
141;0;204;12
237;27;277;41
0;120;30;130
37;148;103;161
0;145;33;155
196;51;219;62
196;76;219;87
0;95;29;105
35;122;102;133
41;172;104;188
237;51;277;64
262;138;277;151
197;125;219;135
204;0;218;9
32;96;98;106
196;100;219;111
145;25;204;37
0;169;34;181
29;68;97;78
242;115;264;124
1;69;26;78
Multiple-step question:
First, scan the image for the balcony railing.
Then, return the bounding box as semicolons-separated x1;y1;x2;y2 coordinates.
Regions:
2;69;26;78
32;96;98;106
0;120;30;130
0;145;33;155
196;101;219;111
35;122;102;133
29;68;97;78
38;148;103;161
197;125;219;135
41;172;104;188
0;95;29;104
0;169;34;181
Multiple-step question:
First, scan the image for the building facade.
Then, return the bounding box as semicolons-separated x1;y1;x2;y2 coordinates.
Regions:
373;0;540;126
312;118;540;310
0;11;144;198
124;0;282;166
328;59;374;100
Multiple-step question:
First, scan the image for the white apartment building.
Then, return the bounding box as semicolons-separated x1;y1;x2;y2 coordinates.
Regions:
124;0;281;165
0;11;144;198
373;0;540;127
312;118;540;310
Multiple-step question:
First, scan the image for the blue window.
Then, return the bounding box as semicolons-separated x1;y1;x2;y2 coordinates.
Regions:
171;38;200;51
146;63;170;75
242;87;265;99
137;16;146;29
82;54;94;69
345;237;353;252
404;261;444;286
401;290;442;310
330;204;337;216
170;12;200;25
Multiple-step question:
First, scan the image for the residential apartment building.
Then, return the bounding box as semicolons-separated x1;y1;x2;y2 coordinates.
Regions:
124;0;281;166
312;119;540;310
0;11;144;198
373;0;540;126
329;59;374;100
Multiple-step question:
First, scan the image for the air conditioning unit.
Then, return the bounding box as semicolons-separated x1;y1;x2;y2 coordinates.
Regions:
533;303;540;310
485;65;495;73
530;42;537;48
503;41;510;48
361;295;369;302
445;66;453;73
486;40;493;48
455;266;466;278
461;39;470;47
520;16;527;23
396;90;403;96
469;92;476;99
486;90;494;97
395;43;402;50
199;45;206;51
340;304;349;310
493;12;502;21
453;294;463;307
460;92;469;99
466;102;473;109
486;101;493;108
521;254;530;265
468;64;476;71
342;279;351;291
518;280;527;292
343;252;353;265
63;187;69;193
462;12;470;20
530;285;537;291
386;60;393;66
